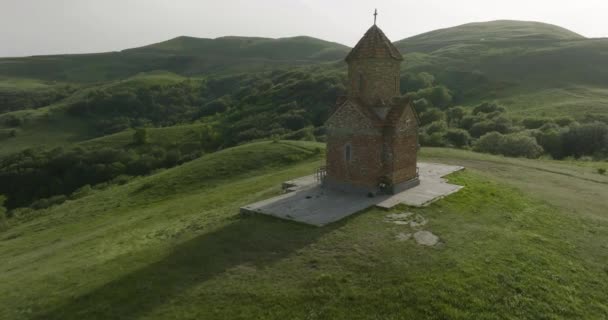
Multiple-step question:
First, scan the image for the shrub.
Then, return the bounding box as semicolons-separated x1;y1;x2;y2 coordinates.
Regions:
445;128;471;148
599;168;607;175
283;126;316;141
474;132;504;155
469;117;512;138
474;132;543;158
459;115;485;131
555;117;575;127
401;72;435;93
3;115;22;127
561;122;608;158
473;102;506;115
412;98;431;113
110;175;132;185
427;86;453;109
500;134;544;159
425;132;447;147
199;98;229;117
133;128;148;145
419;109;445;126
71;185;92;200
446;106;466;126
522;118;554;129
30;195;68;210
536;129;565;159
0;195;7;230
425;121;448;135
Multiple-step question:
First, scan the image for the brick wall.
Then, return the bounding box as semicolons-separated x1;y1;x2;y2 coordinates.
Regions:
326;133;384;189
348;59;401;106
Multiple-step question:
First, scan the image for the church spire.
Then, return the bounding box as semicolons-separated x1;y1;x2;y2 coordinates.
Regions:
344;24;403;62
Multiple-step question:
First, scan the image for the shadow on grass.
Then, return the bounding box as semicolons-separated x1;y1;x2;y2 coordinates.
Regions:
34;215;339;320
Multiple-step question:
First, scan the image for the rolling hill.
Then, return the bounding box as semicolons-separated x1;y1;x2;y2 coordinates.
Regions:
2;19;608;161
396;20;608;117
0;36;349;82
399;20;585;51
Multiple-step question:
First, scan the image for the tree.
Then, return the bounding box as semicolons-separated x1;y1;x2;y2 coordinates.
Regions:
412;98;431;113
421;132;447;147
446;106;466;127
561;122;608;158
429;86;453;109
536;129;564;159
133;128;148;145
469;117;512;138
425;121;448;135
200;98;229;117
419;109;445;126
400;72;435;93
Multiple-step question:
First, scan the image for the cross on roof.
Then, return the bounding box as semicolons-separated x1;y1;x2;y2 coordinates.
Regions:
374;9;378;25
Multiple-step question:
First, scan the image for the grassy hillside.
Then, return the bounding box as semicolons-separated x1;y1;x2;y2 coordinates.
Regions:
0;36;348;82
401;20;584;51
397;21;608;117
1;141;607;319
130;35;349;61
0;71;198;156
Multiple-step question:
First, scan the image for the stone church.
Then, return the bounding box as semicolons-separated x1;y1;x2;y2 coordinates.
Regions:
324;23;419;195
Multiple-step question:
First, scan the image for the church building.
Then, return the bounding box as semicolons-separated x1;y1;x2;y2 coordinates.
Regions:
324;20;419;195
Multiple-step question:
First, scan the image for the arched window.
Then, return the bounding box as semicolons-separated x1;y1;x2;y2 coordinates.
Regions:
345;144;352;162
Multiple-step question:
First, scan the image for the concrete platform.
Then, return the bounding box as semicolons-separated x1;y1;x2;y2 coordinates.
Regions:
376;162;464;208
240;162;464;226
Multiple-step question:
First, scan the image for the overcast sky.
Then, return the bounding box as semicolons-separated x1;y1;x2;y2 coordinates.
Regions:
2;0;608;57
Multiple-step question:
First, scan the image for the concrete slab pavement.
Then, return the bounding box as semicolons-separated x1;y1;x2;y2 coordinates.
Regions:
240;162;464;226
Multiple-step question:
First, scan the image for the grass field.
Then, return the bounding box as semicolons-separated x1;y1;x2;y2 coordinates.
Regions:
494;85;608;118
1;141;606;319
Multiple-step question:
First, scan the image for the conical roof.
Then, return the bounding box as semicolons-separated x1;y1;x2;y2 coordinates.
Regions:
345;25;403;62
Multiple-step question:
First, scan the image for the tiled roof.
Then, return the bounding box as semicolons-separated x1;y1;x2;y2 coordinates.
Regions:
345;25;403;62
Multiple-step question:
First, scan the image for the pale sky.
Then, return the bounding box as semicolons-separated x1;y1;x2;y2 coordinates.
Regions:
1;0;608;57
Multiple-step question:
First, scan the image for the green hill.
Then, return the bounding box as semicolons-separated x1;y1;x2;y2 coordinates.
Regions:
396;21;608;117
129;35;349;61
0;36;349;82
400;20;584;51
1;142;606;319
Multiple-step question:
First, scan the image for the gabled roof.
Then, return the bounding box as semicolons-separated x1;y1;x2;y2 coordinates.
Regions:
345;25;403;62
328;96;420;129
325;98;382;132
385;96;420;127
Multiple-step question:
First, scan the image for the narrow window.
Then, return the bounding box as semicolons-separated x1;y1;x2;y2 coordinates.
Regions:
345;144;352;162
359;73;364;92
395;76;399;93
